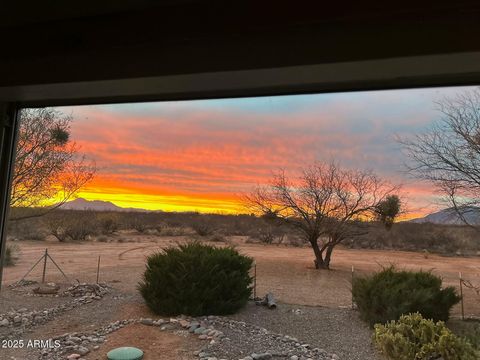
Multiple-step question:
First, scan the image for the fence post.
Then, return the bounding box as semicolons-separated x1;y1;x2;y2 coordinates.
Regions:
253;261;257;299
459;272;465;321
351;265;355;309
96;256;101;284
41;249;48;283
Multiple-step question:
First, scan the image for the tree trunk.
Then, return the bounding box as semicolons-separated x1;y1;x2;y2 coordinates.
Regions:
309;237;329;269
323;244;335;269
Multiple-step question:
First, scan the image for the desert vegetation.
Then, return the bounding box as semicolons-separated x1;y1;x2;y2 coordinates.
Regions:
8;207;480;256
4;244;19;266
352;267;460;326
352;267;480;359
139;242;253;316
374;313;479;360
244;162;400;269
9;108;95;221
400;88;480;229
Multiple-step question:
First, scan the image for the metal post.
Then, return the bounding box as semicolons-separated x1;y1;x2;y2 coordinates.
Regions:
0;103;19;292
96;255;101;284
351;265;355;309
42;249;48;283
459;272;465;320
253;261;257;299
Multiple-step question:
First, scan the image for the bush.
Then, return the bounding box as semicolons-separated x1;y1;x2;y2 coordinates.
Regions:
352;266;460;326
96;235;109;242
97;214;119;235
160;226;188;236
374;313;479;360
63;211;98;241
139;242;253;316
8;219;46;241
5;244;19;266
209;234;226;243
45;210;98;241
192;221;215;236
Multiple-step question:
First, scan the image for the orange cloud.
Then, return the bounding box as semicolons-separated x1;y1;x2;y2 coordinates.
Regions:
58;89;471;216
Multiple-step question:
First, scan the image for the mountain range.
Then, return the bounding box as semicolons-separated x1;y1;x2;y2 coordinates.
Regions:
61;198;480;225
409;206;480;225
60;198;148;212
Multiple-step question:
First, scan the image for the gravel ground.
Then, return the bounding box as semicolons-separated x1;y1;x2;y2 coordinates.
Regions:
1;283;379;360
229;302;380;360
202;316;339;360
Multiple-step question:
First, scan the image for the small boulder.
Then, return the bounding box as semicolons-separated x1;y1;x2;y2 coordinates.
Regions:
33;284;60;295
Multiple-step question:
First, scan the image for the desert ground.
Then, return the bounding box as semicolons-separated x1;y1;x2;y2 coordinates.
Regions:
2;234;480;359
4;234;480;314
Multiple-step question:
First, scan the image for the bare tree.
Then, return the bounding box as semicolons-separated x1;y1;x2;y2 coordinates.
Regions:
244;162;398;269
399;88;480;226
9;108;95;220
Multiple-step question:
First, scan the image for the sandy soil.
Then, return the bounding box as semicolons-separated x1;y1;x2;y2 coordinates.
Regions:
3;235;480;317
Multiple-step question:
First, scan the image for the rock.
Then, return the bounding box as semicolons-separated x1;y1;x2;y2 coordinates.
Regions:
33;284;60;294
140;318;153;326
252;353;272;360
194;327;206;334
77;346;90;356
189;322;200;332
67;354;81;360
0;319;9;326
69;336;81;343
290;356;299;360
179;319;190;328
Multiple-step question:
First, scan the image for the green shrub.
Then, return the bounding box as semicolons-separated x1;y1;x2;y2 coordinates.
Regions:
352;266;460;326
139;242;253;316
374;313;479;360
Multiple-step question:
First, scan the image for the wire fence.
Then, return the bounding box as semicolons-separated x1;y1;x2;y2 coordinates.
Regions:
459;272;480;320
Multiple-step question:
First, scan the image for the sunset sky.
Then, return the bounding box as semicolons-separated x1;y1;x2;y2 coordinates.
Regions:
55;86;476;218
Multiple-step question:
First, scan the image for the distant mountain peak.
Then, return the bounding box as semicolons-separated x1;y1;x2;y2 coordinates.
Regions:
409;206;480;225
60;198;147;212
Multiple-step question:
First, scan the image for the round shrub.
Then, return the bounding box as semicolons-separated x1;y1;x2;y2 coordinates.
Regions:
352;266;460;326
138;242;253;316
374;312;479;360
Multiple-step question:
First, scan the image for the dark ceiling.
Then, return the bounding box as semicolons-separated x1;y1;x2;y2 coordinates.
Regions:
2;1;480;87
